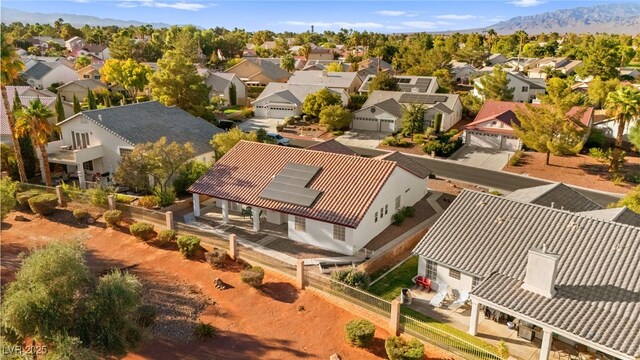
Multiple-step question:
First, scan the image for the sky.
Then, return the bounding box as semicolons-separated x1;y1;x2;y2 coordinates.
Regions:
1;0;616;32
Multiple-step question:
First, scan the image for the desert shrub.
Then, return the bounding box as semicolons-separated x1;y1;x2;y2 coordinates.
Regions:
240;266;265;287
612;173;626;186
136;305;156;328
401;206;415;218
47;334;98;360
333;130;344;136
88;186;111;207
385;336;424;360
381;135;411;147
625;172;640;184
412;133;425;145
129;222;155;241
0;177;19;220
276;124;285;132
194;322;216;340
138;195;160;209
508;150;524;166
73;209;89;220
153;186;175;207
16;189;42;206
284;116;295;125
176;235;200;258
103;210;122;227
173;161;210;195
422;140;442;154
331;268;370;290
489;190;503;196
28;194;58;215
157;229;177;244
345;319;375;348
115;194;135;204
206;248;230;269
584;129;606;149
392;212;406;226
239;107;253;118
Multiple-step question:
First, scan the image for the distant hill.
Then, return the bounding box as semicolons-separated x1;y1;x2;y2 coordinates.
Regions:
481;2;640;35
0;7;173;28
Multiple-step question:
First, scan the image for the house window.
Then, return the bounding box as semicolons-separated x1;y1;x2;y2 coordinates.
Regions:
425;260;437;280
522;86;528;92
449;269;461;280
83;161;93;171
425;117;435;128
294;216;306;232
374;211;378;222
94;75;100;80
81;133;90;147
119;148;133;158
385;204;388;215
83;75;90;79
472;276;481;289
333;225;345;241
395;196;401;210
380;207;384;217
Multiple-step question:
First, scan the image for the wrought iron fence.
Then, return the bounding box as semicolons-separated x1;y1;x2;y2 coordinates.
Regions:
238;248;297;277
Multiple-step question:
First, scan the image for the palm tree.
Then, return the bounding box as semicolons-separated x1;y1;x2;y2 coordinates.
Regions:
298;44;312;61
15;98;56;186
1;33;27;182
605;86;640;172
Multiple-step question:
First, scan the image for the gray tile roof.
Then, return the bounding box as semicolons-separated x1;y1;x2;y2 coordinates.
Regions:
506;183;602;212
253;83;345;106
306;139;358;156
375;151;432;179
1;90;56;136
373;98;404;118
359;74;437;93
204;72;232;93
289;70;359;89
361;91;459;117
23;62;55;80
509;72;546;89
61;101;222;155
241;58;291;81
579;207;640;227
57;79;107;91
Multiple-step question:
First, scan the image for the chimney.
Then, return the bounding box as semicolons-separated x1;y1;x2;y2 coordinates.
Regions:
521;246;559;298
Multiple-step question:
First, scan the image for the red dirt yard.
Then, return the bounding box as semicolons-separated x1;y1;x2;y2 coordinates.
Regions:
1;215;454;360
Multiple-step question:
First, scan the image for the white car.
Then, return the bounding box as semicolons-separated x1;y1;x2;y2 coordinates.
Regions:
267;132;290;146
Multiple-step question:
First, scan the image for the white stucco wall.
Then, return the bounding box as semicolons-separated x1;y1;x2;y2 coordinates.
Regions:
417;257;475;293
287;215;355;255
352;106;398;132
41;66;78;89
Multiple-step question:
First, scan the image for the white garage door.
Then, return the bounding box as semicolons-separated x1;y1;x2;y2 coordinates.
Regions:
267;106;295;119
469;132;501;149
381;119;395;132
501;137;520;151
352;117;379;131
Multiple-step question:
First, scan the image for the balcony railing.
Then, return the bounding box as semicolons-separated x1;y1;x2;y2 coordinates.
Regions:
44;140;104;165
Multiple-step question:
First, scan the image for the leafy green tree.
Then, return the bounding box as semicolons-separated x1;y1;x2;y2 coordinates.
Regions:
55;92;66;122
401;103;426;135
513;104;587;165
11;89;38;179
475;66;514;101
538;78;582;110
587;76;620;109
74;55;91;69
368;71;399;93
73;94;82;113
210;127;258;159
612;186;640;214
298;44;312;60
576;36;622;80
280;53;295;72
605;86;640;172
319;104;351;131
173;160;210;194
148;50;210;116
109;32;135;60
14;98;56;186
251;30;274;46
325;62;343;73
348;93;368;111
114;137;195;194
87;88;97;110
225;58;243;70
100;59;152;100
0;177;19;220
302;88;342;117
630;124;640;151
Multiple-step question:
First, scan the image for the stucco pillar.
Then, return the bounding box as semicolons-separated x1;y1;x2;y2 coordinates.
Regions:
296;259;305;290
540;328;553;360
468;300;480;336
55;185;64;207
77;169;86;189
389;299;401;336
252;207;260;233
107;194;116;210
221;199;229;224
193;193;200;217
165;211;174;230
228;233;237;260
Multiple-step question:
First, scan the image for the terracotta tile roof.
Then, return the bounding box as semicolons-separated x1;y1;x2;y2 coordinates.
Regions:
189;141;398;228
306;139;358;156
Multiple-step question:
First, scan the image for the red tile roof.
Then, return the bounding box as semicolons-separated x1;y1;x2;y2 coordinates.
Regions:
306;139;358;156
189;141;398;228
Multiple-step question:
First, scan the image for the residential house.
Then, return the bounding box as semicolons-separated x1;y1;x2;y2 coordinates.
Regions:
357;57;394;79
189;141;431;255
204;71;248;106
65;36;86;51
472;71;546;103
76;64;103;81
358;75;439;94
288;70;363;94
412;187;639;360
70;44;110;64
41;101;222;188
505;182;602;212
252;83;348;119
302;60;353;72
352;90;462;133
305;139;358;156
620;67;640;79
486;53;507;65
503;57;539;72
527;57;582;79
307;47;334;61
450;61;479;84
592;109;633;141
21;62;78;90
21;55;74;71
225;58;291;87
462;100;593;151
57;79;108;102
250;57;305;71
26;36;65;50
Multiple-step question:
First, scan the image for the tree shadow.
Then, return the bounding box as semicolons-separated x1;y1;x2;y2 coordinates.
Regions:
365;336;390;359
258;282;299;303
45;209;89;229
1;221;14;230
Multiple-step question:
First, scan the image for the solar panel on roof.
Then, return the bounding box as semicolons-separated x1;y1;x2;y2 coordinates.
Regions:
258;162;323;207
399;93;447;104
397;78;411;83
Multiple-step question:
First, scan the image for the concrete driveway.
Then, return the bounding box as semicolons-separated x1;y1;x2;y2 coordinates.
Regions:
335;130;389;148
450;145;513;171
238;117;281;132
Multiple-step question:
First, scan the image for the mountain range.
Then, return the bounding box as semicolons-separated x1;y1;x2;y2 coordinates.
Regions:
0;7;172;28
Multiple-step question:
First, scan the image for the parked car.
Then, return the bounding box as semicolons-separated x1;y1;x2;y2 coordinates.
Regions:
267;132;290;146
217;120;236;131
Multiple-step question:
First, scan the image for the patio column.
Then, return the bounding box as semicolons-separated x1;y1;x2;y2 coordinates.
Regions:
193;193;200;217
252;207;260;233
77;169;86;189
468;300;480;336
540;327;553;360
221;199;229;224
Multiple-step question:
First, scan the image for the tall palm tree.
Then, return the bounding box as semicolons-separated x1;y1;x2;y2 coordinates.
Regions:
15;98;56;186
1;33;27;182
298;44;312;61
605;86;640;172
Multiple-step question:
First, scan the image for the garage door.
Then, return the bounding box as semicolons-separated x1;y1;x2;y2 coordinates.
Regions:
468;132;501;149
267;106;295;119
501;137;520;151
352;117;379;131
381;119;395;132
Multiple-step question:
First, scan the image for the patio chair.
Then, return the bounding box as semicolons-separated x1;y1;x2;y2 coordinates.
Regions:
429;292;445;307
449;290;470;310
413;276;432;291
241;207;252;218
435;282;448;294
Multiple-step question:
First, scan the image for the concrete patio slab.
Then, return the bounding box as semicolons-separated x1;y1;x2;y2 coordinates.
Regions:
450;145;513;171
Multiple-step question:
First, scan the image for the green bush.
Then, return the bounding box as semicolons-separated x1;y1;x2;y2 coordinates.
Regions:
240;266;265;287
88;186;111;207
302;115;311;122
73;209;89;220
276;124;285;132
194;322;216;340
103;210;122;227
28;194;58;215
138;195;160;209
385;336;424;360
174;161;210;195
16;189;43;206
381;135;411;148
0;178;19;220
489;190;503;196
392;212;406;226
412;133;425;145
177;235;200;258
331;268;370;290
332;130;344;136
401;206;415;218
284;116;295;125
115;194;136;204
206;248;230;269
508;150;524;166
584;129;606;149
153;186;175;207
293;115;302;121
136;305;156;328
239;107;253;118
422;140;442;154
129;222;155;241
345;319;376;348
157;229;177;244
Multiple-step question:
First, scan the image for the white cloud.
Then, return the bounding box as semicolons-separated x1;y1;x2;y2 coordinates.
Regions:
375;10;419;17
435;14;477;20
507;0;545;7
116;0;208;11
283;21;385;29
401;21;438;29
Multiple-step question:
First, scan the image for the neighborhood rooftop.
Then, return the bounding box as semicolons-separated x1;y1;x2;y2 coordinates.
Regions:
254;83;344;105
359;74;438;93
505;182;602;212
306;139;359;156
363;91;459;113
288;70;360;89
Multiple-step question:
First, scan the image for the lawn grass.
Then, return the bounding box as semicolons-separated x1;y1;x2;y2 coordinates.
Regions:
223;105;243;114
368;256;418;301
